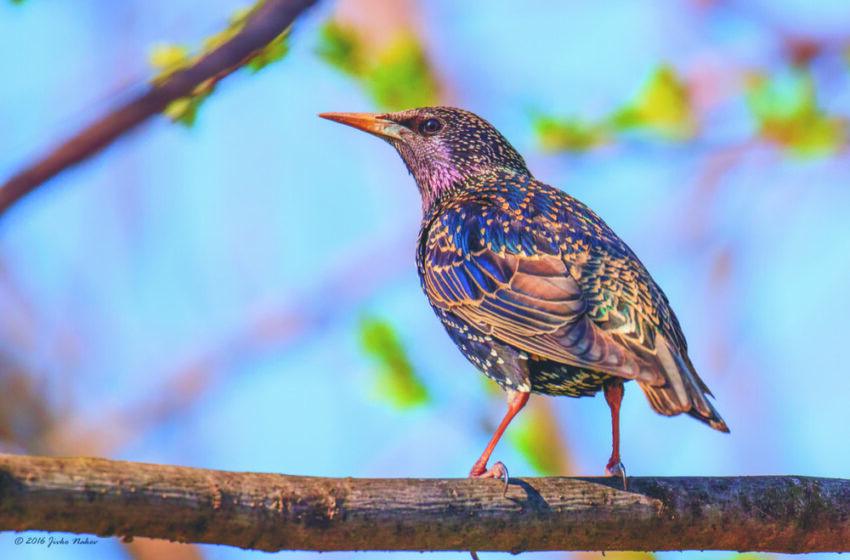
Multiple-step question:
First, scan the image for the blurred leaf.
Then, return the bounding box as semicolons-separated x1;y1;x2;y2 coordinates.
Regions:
365;35;439;110
746;70;846;156
162;95;210;127
359;316;429;409
729;554;772;560
533;114;609;152
149;43;207;126
316;20;440;110
246;30;290;72
507;398;571;476
316;20;365;76
148;44;192;81
147;0;292;127
533;65;694;153
612;65;696;139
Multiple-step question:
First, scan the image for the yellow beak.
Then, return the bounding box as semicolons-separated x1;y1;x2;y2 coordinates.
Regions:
318;112;405;140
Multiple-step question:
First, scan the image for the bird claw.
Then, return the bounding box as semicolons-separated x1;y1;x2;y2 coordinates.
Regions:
469;461;510;496
468;461;510;560
606;460;627;490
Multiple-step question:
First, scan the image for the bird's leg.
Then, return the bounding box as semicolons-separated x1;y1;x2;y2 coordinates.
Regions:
469;389;529;491
603;380;627;489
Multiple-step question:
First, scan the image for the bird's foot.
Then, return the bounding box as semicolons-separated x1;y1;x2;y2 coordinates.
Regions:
605;459;627;490
467;463;510;560
469;460;510;496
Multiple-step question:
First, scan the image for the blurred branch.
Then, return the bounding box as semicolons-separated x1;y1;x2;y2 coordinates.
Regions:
678;140;755;250
2;454;850;553
4;235;409;457
0;0;317;220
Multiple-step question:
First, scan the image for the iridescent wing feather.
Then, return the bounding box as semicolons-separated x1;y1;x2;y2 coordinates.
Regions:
419;172;728;430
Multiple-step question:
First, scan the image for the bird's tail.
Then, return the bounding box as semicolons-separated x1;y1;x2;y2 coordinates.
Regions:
637;335;729;433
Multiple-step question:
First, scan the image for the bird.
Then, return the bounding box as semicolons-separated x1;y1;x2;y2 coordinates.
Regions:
319;106;728;487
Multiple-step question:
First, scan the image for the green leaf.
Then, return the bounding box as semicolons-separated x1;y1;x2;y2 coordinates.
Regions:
364;35;439;110
746;70;846;156
162;94;212;127
359;316;429;409
148;43;192;82
316;20;365;76
531;65;695;154
612;65;695;139
316;21;440;111
246;31;290;72
532;114;609;152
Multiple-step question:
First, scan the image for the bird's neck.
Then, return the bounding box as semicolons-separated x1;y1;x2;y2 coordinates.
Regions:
413;162;469;213
417;165;529;215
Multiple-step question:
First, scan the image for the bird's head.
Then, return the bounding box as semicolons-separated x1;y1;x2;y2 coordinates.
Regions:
320;106;529;212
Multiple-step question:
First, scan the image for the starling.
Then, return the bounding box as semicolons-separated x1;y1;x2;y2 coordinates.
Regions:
319;107;728;485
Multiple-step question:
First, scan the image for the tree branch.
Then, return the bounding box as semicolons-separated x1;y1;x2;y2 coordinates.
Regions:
1;454;848;552
0;0;317;220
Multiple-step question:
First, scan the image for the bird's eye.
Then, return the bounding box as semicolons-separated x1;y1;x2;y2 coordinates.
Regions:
419;118;443;135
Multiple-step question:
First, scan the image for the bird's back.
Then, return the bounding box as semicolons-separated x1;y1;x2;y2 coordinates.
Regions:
417;169;728;432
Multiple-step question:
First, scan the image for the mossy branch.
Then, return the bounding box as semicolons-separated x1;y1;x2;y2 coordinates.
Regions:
0;0;317;220
1;454;849;552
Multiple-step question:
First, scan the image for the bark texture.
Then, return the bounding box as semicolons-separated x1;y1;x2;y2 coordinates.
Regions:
1;454;849;552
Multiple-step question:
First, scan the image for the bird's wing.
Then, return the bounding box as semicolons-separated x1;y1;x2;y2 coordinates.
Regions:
421;175;726;429
420;199;666;385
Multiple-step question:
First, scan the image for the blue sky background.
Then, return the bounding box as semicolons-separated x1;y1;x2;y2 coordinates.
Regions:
2;1;850;559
